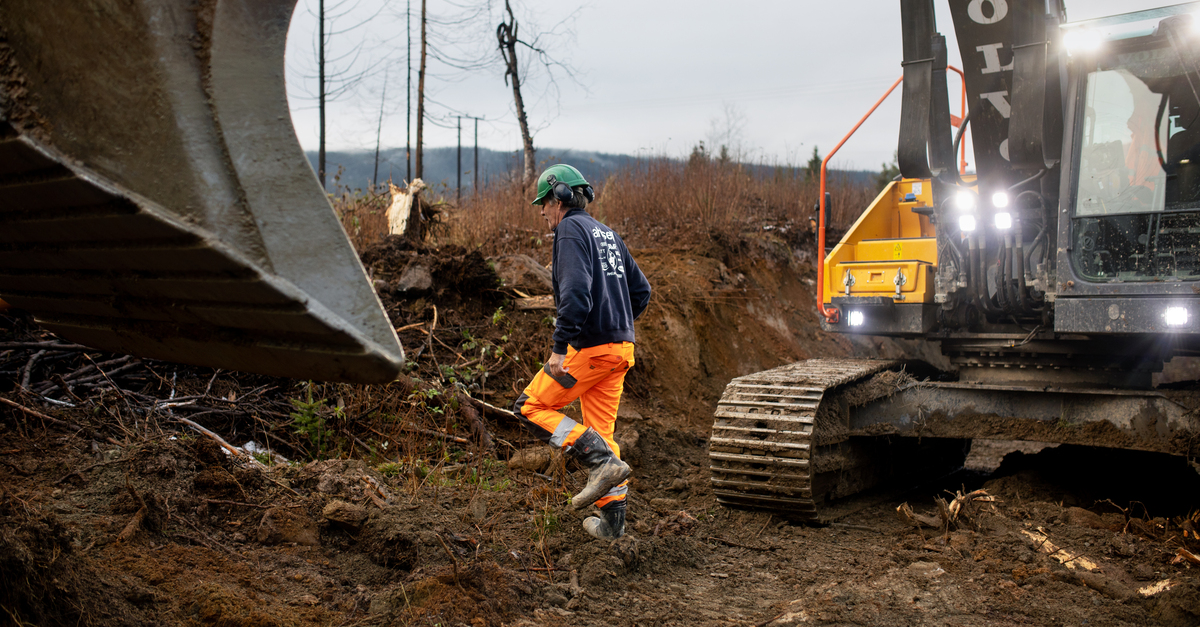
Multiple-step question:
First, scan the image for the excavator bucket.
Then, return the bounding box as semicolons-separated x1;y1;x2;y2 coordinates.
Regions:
0;0;404;383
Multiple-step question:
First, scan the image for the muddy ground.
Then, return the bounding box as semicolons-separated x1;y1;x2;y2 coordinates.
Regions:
2;231;1199;626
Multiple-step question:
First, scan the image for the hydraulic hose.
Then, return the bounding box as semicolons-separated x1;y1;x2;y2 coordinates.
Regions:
971;234;1004;317
949;108;974;187
1014;219;1033;312
1000;234;1014;313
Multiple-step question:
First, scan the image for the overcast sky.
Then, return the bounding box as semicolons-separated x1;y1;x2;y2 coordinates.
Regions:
285;0;1180;172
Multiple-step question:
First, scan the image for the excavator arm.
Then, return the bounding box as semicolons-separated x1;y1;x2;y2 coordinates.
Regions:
0;0;404;384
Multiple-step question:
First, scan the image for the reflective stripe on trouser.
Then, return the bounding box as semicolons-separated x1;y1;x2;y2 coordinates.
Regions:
514;342;635;506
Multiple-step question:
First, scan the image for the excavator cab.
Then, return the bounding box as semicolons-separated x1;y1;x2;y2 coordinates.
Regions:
1071;18;1200;282
0;0;404;383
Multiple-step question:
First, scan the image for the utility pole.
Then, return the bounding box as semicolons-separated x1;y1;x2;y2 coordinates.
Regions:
318;0;326;189
415;0;427;180
473;117;479;195
405;0;411;183
372;69;388;187
456;116;462;204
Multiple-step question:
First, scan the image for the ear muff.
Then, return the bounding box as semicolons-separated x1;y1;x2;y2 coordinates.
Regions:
582;186;595;203
547;174;573;203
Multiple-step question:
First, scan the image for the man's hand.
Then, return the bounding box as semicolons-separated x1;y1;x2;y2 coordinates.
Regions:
546;352;569;379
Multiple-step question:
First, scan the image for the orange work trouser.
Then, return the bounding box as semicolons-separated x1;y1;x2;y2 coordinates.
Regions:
513;342;635;508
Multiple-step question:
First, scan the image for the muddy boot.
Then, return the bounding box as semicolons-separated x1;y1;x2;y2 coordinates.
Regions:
566;428;631;510
583;500;626;540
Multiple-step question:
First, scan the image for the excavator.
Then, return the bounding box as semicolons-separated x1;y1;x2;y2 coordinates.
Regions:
711;0;1200;520
0;0;404;384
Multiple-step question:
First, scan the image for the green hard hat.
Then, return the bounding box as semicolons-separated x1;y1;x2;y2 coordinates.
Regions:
531;163;590;205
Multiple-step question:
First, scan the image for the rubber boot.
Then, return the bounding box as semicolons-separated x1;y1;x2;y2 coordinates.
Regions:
566;428;630;510
583;500;626;540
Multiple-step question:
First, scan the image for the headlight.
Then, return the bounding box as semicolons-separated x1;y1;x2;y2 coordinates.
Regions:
847;310;865;327
954;191;976;212
1165;306;1189;327
1063;29;1102;55
994;212;1013;230
992;192;1009;208
959;214;977;232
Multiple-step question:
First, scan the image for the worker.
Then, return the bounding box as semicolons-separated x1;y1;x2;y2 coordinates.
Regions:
513;164;651;540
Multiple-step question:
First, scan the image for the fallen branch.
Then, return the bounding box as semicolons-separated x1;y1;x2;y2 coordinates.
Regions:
705;536;771;552
896;502;941;529
1021;528;1100;570
1172;547;1200;566
0;342;91;351
205;499;273;509
456;393;494;451
398;425;471;445
20;350;46;390
172;415;246;459
1054;570;1134;602
0;396;112;444
118;484;148;542
461;394;519;422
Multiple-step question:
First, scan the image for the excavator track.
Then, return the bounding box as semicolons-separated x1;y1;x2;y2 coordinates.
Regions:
709;358;902;520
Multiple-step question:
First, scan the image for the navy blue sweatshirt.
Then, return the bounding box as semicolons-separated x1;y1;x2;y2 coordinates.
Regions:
550;209;651;354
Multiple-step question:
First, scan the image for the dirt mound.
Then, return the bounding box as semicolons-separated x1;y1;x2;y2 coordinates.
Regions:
361;237;499;300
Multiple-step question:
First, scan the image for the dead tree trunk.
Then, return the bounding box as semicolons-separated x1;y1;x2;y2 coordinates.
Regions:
497;0;536;189
415;0;427;180
318;0;327;189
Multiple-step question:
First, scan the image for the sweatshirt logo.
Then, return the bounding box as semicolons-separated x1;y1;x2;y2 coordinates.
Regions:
592;226;625;277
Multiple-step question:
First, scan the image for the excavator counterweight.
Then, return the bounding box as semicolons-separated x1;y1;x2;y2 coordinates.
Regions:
0;0;404;383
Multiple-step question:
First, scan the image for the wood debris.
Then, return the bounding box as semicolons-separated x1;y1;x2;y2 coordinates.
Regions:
1170;547;1200;566
1138;579;1177;597
514;295;555;310
1021;528;1099;571
897;488;997;530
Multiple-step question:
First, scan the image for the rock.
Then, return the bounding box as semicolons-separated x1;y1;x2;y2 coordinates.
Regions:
396;262;433;292
615;428;640;462
616;404;643;421
1064;506;1107;529
508;447;552;473
650;497;682;511
544;591;569;607
612;536;640;568
667;478;689;492
368;595;392;615
316;473;345;495
469;498;487;523
323;500;368;533
907;561;945;579
490;254;553;294
258;508;320;546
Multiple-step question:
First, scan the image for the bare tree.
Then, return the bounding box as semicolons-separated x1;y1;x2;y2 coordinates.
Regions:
291;0;388;190
372;67;388;186
707;102;749;164
496;0;535;188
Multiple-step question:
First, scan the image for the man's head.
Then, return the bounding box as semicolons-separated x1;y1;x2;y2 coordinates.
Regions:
532;164;594;229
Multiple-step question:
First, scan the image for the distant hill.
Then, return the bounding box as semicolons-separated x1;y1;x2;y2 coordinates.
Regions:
308;147;876;195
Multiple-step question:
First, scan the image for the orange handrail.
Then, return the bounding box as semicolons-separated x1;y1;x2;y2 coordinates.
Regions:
817;76;903;324
816;66;967;324
947;65;968;174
